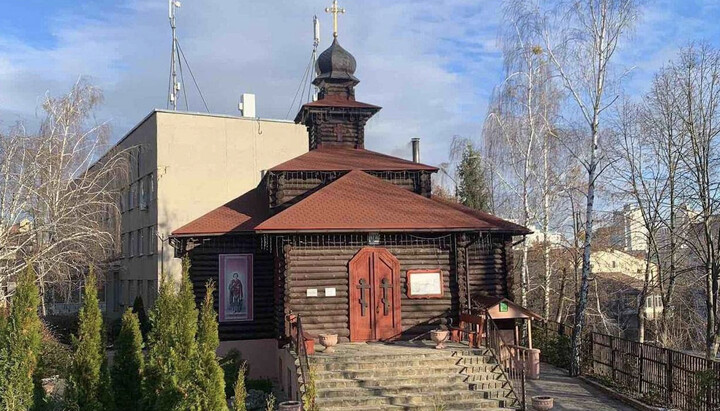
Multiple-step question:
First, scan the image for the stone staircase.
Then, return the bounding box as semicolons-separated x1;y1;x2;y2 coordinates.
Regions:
307;342;519;411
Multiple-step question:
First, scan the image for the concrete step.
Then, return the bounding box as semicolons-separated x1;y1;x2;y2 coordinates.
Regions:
314;357;459;372
315;365;463;380
315;391;511;408
320;406;516;411
316;373;469;389
311;352;452;363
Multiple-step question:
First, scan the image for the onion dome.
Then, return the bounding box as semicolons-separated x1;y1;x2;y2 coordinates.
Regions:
314;38;359;84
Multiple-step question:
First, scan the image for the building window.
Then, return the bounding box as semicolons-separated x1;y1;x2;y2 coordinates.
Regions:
129;231;136;257
646;297;652;308
148;280;156;306
120;280;127;306
128;183;137;210
121;233;127;257
139;178;148;210
149;172;156;200
655;295;663;308
149;226;156;255
138;229;145;255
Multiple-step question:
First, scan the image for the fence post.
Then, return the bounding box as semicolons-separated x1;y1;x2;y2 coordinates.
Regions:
665;350;673;407
638;343;644;395
611;336;616;382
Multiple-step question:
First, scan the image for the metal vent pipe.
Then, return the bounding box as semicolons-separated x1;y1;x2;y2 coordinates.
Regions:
411;138;420;163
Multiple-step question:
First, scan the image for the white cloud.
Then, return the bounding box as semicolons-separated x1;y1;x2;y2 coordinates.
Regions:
0;0;504;168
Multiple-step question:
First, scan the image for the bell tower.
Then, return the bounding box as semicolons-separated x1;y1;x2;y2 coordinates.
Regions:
295;1;381;150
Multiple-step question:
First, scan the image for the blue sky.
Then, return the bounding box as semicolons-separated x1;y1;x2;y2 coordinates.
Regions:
1;0;719;170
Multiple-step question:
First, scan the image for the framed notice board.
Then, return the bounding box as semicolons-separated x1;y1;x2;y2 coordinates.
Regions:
406;269;444;299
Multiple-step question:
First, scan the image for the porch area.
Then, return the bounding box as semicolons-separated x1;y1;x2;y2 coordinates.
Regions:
301;341;638;410
308;340;519;410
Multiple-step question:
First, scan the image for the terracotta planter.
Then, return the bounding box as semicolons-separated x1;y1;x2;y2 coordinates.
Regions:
531;395;554;410
431;330;449;349
278;401;302;411
318;333;338;353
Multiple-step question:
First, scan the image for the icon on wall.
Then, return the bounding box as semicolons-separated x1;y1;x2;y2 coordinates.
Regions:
219;254;254;322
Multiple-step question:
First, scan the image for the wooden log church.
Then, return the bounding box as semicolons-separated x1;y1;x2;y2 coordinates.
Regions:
170;19;529;379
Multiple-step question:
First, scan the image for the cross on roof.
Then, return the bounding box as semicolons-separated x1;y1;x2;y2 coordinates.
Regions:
325;0;345;38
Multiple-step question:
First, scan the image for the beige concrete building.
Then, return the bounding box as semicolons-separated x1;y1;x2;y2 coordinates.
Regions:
106;109;306;316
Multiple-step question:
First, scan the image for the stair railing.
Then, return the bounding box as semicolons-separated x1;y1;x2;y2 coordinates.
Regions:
484;312;527;411
290;314;311;406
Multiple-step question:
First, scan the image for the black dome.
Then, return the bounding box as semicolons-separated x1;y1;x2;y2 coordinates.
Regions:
315;38;358;83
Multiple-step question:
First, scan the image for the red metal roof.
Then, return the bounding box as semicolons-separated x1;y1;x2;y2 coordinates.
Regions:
171;188;269;236
431;196;532;235
255;170;528;233
300;95;381;110
269;146;438;172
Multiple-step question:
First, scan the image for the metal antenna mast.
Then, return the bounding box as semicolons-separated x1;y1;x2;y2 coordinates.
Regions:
311;15;320;101
168;0;181;110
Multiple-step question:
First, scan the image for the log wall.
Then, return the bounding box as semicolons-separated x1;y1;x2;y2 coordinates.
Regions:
268;170;433;212
285;244;456;342
185;233;513;343
187;235;277;341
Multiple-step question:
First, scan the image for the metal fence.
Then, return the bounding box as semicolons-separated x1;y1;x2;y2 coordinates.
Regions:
589;332;720;410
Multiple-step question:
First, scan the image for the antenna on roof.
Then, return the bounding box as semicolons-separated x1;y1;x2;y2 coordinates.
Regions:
311;15;321;101
286;15;322;119
166;1;210;112
168;0;181;110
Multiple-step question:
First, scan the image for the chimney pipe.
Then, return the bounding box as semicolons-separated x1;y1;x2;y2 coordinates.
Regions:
411;138;420;163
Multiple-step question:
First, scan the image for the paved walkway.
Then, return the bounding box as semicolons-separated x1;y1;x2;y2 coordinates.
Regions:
525;363;637;410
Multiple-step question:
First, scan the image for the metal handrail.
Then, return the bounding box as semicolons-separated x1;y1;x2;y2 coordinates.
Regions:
485;313;527;411
291;314;311;407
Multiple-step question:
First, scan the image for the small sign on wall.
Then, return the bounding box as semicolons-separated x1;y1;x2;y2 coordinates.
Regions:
407;269;444;299
325;287;336;297
306;288;318;297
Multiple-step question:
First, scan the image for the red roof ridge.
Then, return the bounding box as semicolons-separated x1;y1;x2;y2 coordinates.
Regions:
269;146;438;172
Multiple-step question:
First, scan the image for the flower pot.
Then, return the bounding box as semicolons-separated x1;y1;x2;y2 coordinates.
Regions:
318;333;338;353
278;401;302;411
430;330;449;349
531;395;554;410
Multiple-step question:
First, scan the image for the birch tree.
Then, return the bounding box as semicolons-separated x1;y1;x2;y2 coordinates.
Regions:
667;44;720;358
0;80;129;312
484;0;561;313
608;100;666;343
541;0;637;375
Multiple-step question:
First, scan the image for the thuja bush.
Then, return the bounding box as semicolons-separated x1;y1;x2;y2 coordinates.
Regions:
111;309;144;410
221;348;248;398
144;258;199;409
233;363;248;411
194;280;228;411
0;265;43;411
67;268;112;410
131;295;151;340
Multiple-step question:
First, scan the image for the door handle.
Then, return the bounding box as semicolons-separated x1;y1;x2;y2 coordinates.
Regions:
376;304;380;314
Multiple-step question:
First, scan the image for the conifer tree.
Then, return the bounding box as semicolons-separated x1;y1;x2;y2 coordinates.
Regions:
456;142;492;211
131;295;151;339
111;309;144;410
144;258;199;410
233;364;248;411
194;280;228;411
0;265;42;411
67;268;111;410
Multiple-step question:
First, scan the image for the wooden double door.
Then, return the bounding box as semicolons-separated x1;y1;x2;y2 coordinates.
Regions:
349;248;402;342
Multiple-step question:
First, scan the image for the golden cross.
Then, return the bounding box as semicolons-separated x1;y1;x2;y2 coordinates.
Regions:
325;0;345;38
